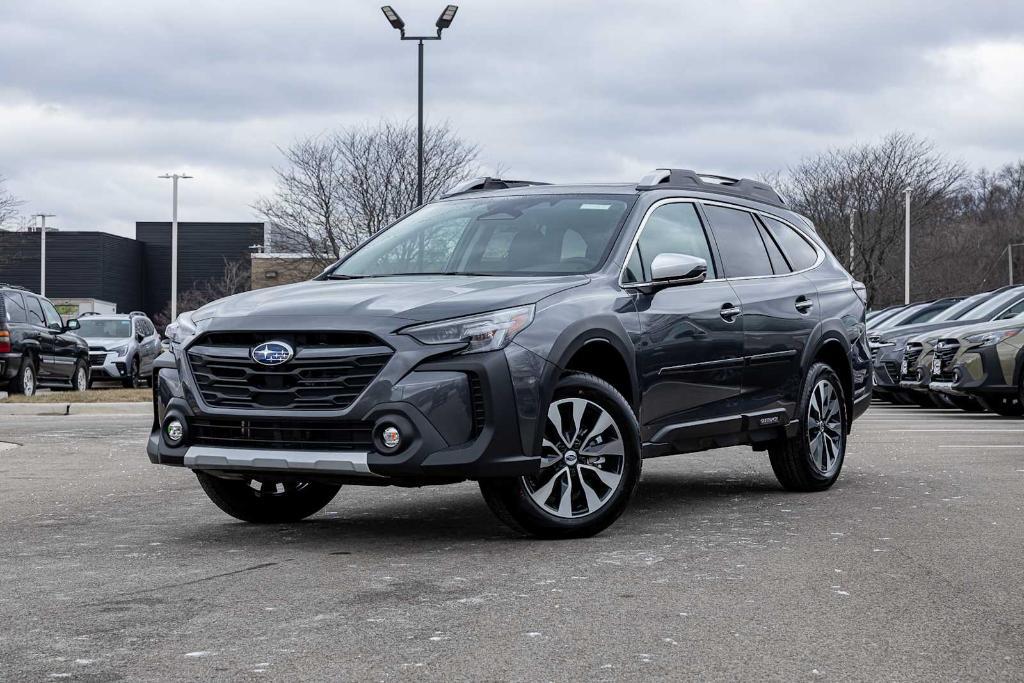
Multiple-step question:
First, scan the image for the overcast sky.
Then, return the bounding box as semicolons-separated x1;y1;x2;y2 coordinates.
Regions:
1;0;1022;237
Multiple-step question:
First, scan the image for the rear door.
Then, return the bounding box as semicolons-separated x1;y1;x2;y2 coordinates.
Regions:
623;200;745;440
701;204;820;417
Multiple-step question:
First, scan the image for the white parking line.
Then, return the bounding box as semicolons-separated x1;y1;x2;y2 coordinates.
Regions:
938;445;1024;449
893;429;1024;433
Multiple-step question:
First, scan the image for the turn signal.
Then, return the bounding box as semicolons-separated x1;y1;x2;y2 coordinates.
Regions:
0;330;10;354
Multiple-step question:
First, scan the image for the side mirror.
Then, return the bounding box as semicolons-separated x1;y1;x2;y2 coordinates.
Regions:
66;319;80;331
650;253;707;286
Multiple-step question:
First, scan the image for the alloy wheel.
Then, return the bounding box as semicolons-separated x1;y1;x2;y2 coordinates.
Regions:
23;364;35;397
807;379;843;476
75;367;87;392
522;397;625;519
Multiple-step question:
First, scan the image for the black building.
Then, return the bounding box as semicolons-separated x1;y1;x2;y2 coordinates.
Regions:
136;222;264;316
0;222;264;317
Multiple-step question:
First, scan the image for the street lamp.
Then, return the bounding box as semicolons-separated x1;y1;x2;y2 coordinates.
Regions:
381;5;459;208
158;173;193;320
32;213;55;297
903;187;911;305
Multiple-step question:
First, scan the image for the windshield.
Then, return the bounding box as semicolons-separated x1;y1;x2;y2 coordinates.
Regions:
873;303;929;331
932;292;990;321
959;288;1024;321
900;300;957;325
330;195;632;277
77;319;131;338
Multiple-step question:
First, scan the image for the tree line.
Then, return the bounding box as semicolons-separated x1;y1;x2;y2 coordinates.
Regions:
3;126;1022;312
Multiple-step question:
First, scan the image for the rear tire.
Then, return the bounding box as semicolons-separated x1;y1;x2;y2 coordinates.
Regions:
479;373;642;539
195;472;341;523
769;362;847;492
9;355;37;396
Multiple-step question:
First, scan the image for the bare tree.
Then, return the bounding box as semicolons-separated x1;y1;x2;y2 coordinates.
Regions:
779;132;966;306
254;120;479;269
153;258;251;331
0;176;25;270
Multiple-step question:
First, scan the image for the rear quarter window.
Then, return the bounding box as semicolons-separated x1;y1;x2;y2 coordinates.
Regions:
762;216;819;271
5;292;28;323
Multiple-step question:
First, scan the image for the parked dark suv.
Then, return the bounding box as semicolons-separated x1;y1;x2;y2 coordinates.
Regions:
147;170;871;538
1;283;90;395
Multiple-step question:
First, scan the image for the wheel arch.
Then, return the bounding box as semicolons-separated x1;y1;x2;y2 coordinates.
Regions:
804;325;855;426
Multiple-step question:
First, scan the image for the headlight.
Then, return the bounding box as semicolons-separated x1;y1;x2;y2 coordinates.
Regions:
165;311;197;347
401;305;535;354
964;329;1020;346
107;342;129;357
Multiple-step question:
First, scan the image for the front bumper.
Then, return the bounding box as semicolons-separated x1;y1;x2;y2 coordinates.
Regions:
871;346;904;390
939;344;1023;397
146;324;553;483
89;352;129;380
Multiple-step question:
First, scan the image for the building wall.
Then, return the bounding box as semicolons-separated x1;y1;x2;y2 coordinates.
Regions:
136;222;264;315
0;231;143;311
250;255;324;290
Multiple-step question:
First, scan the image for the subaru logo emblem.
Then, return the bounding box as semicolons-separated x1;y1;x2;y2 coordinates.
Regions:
251;341;294;366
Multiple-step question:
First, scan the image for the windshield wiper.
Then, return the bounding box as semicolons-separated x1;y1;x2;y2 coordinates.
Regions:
325;274;367;280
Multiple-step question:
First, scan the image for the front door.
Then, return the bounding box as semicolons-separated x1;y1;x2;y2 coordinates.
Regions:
40;299;77;379
24;296;58;379
622;200;745;444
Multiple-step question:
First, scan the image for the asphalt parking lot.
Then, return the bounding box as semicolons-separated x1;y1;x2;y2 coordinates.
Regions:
1;404;1022;681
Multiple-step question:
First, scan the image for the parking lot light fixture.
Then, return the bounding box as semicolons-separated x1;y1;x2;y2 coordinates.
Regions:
904;187;911;305
31;213;56;297
381;5;459;208
158;173;194;321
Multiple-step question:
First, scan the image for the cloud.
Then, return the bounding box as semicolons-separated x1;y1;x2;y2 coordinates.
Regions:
0;0;1022;236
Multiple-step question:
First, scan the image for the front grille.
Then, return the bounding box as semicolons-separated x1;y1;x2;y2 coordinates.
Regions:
89;351;107;367
191;418;373;451
932;340;960;382
186;332;392;410
901;344;923;379
882;361;900;383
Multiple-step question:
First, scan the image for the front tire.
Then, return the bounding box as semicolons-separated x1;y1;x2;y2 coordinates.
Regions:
195;472;341;523
70;361;89;392
479;373;642;539
769;362;847;492
122;358;141;389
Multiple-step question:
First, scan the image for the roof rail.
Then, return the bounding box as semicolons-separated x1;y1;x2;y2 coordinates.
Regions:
441;176;551;199
79;311;102;317
128;310;147;317
0;282;31;292
636;169;786;207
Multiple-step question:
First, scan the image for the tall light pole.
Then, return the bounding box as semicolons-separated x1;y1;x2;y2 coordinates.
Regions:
848;208;856;273
32;213;55;297
381;5;459;208
1010;242;1024;285
903;187;911;304
158;173;193;320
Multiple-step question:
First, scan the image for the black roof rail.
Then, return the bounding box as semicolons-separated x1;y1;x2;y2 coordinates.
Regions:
441;176;551;199
636;169;786;207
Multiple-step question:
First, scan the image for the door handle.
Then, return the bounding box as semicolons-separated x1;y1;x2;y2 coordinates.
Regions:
720;304;742;322
795;296;814;314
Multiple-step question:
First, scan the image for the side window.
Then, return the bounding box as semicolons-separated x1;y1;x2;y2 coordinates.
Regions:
756;220;791;275
762;216;819;271
624;202;716;283
145;319;156;336
3;292;27;323
702;205;773;278
27;296;46;326
995;299;1024;320
41;300;63;329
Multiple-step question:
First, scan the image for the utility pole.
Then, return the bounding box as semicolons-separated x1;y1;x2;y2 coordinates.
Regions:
848;208;856;273
32;213;55;297
1010;242;1024;285
381;5;459;208
903;187;911;304
158;174;193;320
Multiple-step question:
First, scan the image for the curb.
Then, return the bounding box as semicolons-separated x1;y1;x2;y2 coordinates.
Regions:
0;401;150;416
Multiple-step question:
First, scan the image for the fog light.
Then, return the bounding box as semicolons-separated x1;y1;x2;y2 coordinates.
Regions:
953;369;962;384
165;419;184;445
381;425;401;449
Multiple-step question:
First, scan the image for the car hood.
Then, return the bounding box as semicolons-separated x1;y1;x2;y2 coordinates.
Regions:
876;316;988;342
82;336;131;349
190;275;590;327
945;317;1024;342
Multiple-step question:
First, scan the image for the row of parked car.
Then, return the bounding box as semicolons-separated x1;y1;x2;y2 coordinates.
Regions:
869;286;1024;415
0;282;162;395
